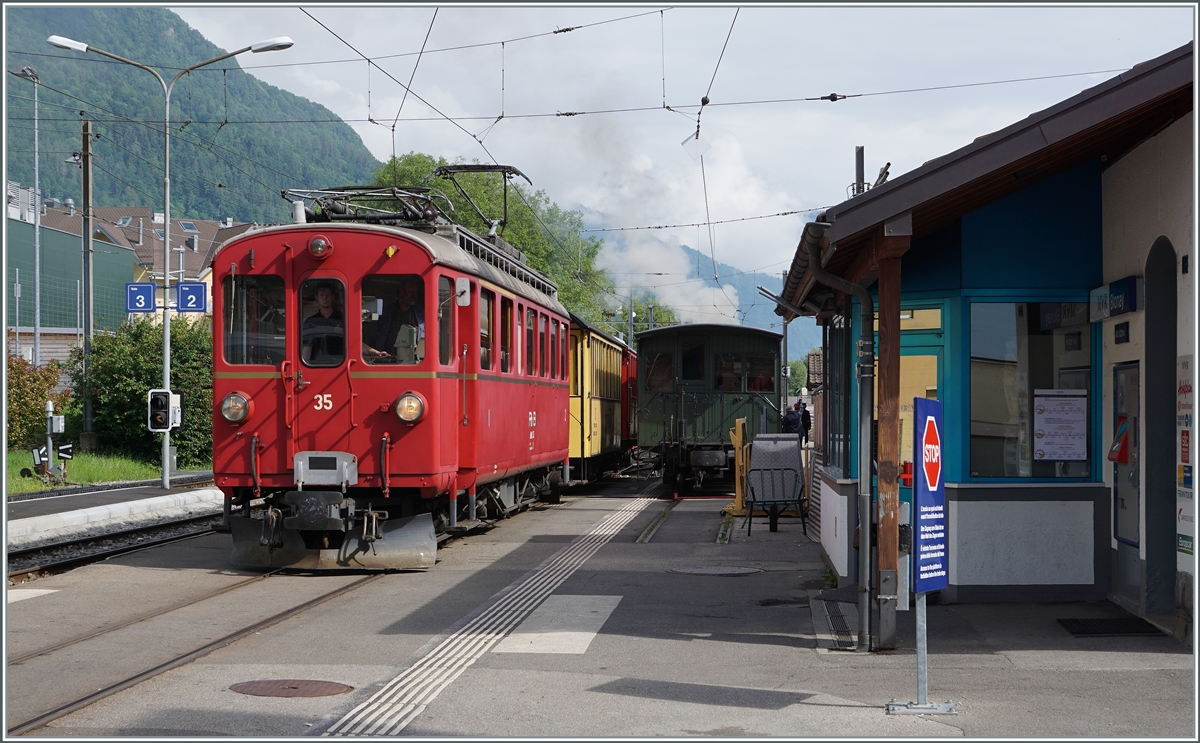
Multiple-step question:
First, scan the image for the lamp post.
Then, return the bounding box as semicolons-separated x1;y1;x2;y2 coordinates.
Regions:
11;66;41;366
48;34;294;488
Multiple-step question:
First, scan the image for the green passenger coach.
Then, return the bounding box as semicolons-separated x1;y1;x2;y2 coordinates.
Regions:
636;324;784;492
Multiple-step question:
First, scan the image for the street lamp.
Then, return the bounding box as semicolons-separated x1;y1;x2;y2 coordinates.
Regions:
48;34;294;488
11;66;41;366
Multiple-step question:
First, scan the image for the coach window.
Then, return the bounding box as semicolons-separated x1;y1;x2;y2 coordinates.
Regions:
480;289;495;371
713;352;743;392
500;297;513;372
299;279;346;367
561;322;569;380
539;313;548;377
646;351;673;391
438;276;454;365
746;354;775;392
681;339;705;381
570;334;580;394
223;275;286;365
362;274;424;365
525;308;536;375
550;318;558;378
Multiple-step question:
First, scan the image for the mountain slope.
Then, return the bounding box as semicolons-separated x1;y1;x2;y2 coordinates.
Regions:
6;7;380;224
677;244;821;361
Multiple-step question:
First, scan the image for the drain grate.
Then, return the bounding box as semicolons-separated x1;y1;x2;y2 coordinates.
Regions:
1057;617;1165;637
823;601;857;649
230;679;354;697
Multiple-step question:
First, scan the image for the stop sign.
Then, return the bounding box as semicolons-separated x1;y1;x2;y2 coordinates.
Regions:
921;415;941;491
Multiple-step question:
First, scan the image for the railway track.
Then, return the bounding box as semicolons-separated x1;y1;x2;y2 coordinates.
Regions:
6;573;383;736
7;514;225;583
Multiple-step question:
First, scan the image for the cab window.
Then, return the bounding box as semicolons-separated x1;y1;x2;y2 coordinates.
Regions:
223;275;285;365
299;279;346;367
361;274;424;365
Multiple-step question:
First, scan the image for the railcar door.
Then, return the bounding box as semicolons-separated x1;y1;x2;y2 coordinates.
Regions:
292;273;354;458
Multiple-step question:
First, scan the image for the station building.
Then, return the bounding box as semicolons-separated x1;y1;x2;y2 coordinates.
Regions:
777;42;1193;639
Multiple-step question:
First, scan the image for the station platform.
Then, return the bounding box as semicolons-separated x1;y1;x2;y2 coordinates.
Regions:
6;473;221;549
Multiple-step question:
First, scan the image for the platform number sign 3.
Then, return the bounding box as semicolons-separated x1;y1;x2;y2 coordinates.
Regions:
125;282;157;313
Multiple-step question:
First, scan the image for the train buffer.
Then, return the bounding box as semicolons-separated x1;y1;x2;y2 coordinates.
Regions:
741;433;808;535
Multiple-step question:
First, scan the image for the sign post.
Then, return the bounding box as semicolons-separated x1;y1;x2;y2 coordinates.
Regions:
887;397;957;715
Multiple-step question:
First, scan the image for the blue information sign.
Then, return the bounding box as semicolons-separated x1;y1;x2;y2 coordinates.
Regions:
126;283;157;313
176;282;207;312
913;397;949;593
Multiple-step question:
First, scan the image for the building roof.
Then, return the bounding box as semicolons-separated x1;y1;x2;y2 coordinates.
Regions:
806;348;823;389
779;41;1193;317
20;204;252;281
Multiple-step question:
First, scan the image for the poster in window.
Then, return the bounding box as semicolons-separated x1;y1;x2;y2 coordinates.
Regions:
1032;389;1088;461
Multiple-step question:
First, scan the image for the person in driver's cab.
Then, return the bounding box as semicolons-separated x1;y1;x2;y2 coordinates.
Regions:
302;282;345;363
365;277;425;361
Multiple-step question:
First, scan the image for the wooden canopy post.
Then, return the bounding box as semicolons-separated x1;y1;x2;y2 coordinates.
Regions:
875;215;910;650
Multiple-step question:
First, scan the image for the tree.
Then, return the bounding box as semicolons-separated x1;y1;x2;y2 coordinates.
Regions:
63;315;212;467
373;153;677;327
787;358;809;396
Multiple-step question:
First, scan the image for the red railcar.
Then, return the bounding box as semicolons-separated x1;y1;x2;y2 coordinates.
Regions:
212;182;570;569
621;342;638;449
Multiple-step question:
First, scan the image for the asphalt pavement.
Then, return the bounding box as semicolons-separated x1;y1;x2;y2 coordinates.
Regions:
7;477;1194;738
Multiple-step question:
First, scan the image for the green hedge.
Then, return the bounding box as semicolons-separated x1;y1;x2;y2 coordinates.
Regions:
6;357;71;450
63;316;212;468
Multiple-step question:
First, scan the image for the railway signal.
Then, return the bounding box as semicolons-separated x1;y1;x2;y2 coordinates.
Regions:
57;443;74;460
148;390;181;433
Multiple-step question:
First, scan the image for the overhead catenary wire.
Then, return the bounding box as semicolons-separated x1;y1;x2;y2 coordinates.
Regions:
387;8;438;184
300;7;499;164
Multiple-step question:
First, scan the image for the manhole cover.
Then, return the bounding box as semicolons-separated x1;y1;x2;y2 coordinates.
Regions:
230;679;354;697
670;566;762;576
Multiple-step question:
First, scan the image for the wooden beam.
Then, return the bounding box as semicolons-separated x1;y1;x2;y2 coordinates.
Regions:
875;250;904;650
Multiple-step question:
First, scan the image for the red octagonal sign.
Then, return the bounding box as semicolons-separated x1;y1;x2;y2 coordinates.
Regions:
921;415;942;491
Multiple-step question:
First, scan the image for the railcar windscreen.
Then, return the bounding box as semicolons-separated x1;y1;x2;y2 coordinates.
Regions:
300;279;347;367
223;275;286;365
363;274;425;365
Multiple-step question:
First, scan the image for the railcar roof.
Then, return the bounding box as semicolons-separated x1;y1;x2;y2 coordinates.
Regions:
212;222;567;316
568;311;631;351
635;323;782;341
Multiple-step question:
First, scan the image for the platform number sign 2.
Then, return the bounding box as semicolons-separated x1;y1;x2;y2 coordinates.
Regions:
913;397;948;594
176;282;207;312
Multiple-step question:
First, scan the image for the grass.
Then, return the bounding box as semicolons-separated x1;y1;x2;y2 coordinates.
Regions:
5;450;205;495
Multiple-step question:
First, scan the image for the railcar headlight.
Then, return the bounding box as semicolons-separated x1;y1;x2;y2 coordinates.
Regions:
308;235;333;259
394;392;425;423
220;391;253;423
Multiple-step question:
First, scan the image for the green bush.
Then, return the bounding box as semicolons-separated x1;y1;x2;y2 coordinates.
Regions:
64;316;212;467
6;356;71;450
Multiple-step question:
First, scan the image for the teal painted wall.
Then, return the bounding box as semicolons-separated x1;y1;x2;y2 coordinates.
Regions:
5;218;136;332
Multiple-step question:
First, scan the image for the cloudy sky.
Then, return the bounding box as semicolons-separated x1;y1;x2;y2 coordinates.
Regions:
172;4;1194;323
